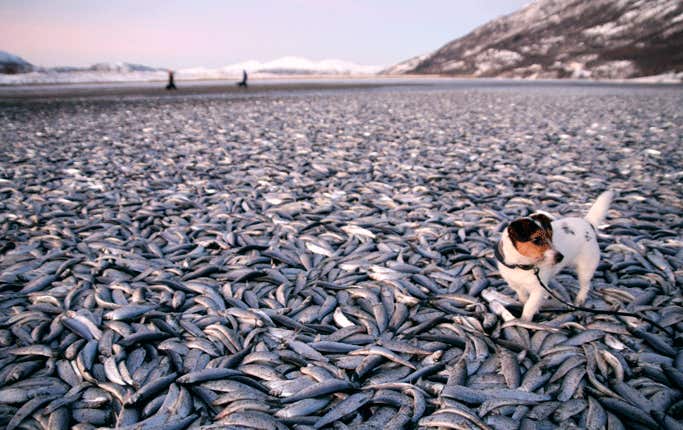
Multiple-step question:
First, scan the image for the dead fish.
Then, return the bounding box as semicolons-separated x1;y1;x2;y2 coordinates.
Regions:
1;83;682;430
313;391;372;429
281;379;355;404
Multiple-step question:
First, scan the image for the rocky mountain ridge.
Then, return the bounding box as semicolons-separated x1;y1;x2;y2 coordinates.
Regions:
0;51;33;74
391;0;683;79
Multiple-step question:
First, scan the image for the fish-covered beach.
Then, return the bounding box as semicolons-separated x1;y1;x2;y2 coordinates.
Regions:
1;81;682;429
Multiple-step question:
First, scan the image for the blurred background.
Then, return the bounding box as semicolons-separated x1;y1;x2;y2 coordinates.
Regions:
1;0;682;84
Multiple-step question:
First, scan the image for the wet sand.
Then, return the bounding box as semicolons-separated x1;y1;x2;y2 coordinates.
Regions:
1;76;681;102
0;79;393;102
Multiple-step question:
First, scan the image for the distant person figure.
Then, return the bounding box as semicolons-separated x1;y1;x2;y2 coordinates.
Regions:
237;70;248;88
166;70;177;90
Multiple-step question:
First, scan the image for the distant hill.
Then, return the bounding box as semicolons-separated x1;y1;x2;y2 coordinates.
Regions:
380;53;432;75
0;54;382;84
387;0;683;79
87;62;161;73
176;57;382;79
0;51;33;74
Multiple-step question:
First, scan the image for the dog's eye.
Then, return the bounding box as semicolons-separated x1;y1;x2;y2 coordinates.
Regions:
533;238;544;245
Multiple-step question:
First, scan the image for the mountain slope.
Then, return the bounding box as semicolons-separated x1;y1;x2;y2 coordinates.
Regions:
380;53;432;75
0;51;33;74
396;0;683;79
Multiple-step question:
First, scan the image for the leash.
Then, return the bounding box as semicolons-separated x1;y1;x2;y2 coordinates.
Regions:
494;241;671;335
531;267;672;336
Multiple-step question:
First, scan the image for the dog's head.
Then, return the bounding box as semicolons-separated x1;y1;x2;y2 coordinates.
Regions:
507;213;563;265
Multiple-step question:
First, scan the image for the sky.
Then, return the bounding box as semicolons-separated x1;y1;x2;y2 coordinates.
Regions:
1;0;531;69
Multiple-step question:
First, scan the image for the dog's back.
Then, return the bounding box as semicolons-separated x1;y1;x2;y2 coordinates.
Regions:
550;217;598;268
500;191;614;320
547;191;613;270
542;191;614;306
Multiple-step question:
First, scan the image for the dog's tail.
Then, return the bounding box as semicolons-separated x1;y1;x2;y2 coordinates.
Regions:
585;190;614;228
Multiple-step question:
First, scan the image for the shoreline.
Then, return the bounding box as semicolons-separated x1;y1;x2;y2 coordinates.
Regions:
0;80;397;102
1;76;681;102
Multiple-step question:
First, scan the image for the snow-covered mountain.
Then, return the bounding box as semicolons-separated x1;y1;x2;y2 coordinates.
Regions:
388;0;683;80
86;62;160;73
179;56;381;80
0;54;382;84
0;51;33;74
380;53;432;75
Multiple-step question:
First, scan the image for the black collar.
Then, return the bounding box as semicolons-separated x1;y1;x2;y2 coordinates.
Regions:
494;241;536;271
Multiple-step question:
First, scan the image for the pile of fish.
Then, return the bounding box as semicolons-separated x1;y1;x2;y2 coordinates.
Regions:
0;87;681;429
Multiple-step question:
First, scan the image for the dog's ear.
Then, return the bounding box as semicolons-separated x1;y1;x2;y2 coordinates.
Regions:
530;213;553;237
507;218;537;243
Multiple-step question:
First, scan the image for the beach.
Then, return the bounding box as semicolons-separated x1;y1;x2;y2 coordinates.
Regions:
1;80;682;428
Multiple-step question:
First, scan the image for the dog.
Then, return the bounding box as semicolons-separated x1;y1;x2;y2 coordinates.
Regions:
495;191;614;321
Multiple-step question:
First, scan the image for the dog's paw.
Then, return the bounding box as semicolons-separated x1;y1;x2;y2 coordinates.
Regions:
574;293;587;306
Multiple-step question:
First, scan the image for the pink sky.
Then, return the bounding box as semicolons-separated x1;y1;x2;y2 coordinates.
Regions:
2;0;530;69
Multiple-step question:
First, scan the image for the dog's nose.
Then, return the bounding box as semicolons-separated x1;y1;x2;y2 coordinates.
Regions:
554;252;564;263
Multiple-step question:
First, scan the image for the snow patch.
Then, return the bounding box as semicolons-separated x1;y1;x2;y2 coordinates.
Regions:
474;49;522;75
0;70;168;85
441;60;467;72
232;56;381;75
592;60;637;79
550;61;592;79
630;71;683;83
568;62;592;79
511;64;543;79
583;22;628;37
520;35;565;56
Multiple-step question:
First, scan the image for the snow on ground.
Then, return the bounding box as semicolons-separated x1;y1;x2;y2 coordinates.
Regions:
473;49;523;75
441;60;466;72
0;70;168;85
592;60;637;79
629;71;683;83
583;21;629;37
0;56;382;85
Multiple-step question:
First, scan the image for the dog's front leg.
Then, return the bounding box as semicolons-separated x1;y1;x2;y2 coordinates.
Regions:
521;289;545;321
508;283;528;302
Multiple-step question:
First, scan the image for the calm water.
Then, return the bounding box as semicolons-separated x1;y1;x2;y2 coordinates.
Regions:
1;77;681;103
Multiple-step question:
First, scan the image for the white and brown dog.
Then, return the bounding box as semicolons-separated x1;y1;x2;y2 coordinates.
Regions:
495;191;614;321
